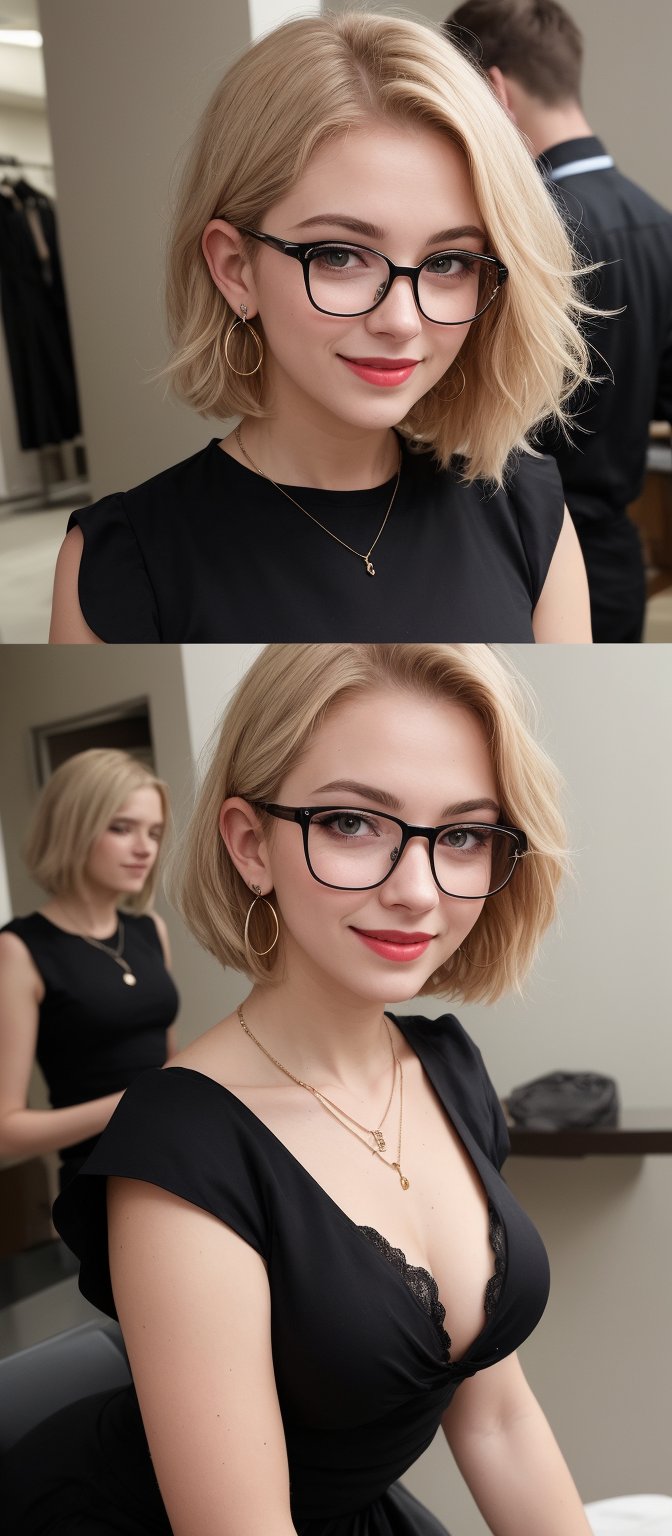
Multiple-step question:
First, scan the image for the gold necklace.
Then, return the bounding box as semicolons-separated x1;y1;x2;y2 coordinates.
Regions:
237;1005;410;1189
234;427;401;577
52;908;137;986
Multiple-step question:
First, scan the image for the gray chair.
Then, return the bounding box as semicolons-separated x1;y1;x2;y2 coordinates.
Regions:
0;1318;131;1453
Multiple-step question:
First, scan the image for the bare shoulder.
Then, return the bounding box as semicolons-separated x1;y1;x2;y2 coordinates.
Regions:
166;1011;244;1085
0;929;43;995
49;526;103;644
532;507;592;643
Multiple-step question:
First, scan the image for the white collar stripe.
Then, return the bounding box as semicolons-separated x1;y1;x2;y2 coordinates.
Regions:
549;155;615;180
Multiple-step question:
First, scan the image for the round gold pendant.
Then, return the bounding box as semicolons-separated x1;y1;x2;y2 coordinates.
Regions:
122;973;137;986
400;1176;410;1190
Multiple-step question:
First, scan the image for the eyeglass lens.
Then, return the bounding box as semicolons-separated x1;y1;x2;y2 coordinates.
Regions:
307;811;518;896
307;246;498;322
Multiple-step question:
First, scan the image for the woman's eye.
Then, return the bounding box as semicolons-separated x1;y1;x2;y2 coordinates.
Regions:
425;253;474;278
315;246;364;271
440;826;489;851
316;812;376;837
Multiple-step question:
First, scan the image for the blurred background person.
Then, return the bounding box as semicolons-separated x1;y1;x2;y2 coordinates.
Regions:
444;0;672;642
0;749;179;1190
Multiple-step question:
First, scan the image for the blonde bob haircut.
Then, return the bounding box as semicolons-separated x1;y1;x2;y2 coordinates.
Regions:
173;644;567;1004
164;9;595;484
24;749;169;914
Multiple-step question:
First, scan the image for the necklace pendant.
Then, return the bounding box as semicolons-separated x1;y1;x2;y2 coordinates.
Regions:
365;558;376;576
122;972;137;986
392;1162;410;1191
372;1129;386;1153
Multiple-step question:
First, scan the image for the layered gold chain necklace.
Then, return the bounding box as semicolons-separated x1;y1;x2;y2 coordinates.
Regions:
234;428;402;578
237;1005;410;1189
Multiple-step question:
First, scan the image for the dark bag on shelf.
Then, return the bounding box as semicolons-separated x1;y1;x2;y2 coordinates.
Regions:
507;1071;619;1130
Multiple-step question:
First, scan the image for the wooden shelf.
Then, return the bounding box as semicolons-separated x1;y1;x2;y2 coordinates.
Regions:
503;1106;672;1158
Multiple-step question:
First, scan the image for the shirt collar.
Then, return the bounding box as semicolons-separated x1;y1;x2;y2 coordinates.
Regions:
537;136;609;181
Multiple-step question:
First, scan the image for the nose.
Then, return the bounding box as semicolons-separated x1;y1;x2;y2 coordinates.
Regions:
366;274;422;339
377;835;440;911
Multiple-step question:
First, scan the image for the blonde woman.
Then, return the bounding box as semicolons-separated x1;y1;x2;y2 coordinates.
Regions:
0;750;179;1190
50;11;591;645
7;645;592;1536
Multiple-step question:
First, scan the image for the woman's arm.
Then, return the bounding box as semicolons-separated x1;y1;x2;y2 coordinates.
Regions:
49;527;103;644
0;933;123;1158
442;1351;592;1536
108;1176;295;1536
532;508;592;642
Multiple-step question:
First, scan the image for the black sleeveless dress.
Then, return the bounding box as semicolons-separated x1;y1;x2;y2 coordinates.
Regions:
67;439;565;642
1;912;179;1186
4;1013;550;1535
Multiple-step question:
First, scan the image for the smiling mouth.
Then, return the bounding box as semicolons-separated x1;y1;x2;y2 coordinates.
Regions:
351;927;436;961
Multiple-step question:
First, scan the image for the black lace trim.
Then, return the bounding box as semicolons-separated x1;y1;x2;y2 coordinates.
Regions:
484;1202;506;1317
358;1200;506;1365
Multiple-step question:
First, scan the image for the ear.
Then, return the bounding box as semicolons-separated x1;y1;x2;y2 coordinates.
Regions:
487;66;517;123
201;220;260;319
219;797;272;894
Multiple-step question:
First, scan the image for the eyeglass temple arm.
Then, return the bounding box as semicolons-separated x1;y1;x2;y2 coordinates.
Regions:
237;227;301;258
251;800;301;823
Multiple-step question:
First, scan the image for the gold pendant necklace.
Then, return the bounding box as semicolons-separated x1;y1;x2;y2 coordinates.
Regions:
237;1005;410;1189
53;908;138;985
234;427;401;578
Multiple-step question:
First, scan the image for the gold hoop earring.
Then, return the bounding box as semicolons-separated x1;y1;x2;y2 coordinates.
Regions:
224;304;264;376
243;883;279;959
456;943;500;969
444;362;466;402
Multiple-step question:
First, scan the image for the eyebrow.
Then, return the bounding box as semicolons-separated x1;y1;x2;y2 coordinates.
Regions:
291;215;487;246
111;816;164;828
311;781;500;820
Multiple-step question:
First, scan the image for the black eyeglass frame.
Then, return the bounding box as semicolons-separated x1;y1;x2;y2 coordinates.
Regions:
227;224;509;324
252;801;528;898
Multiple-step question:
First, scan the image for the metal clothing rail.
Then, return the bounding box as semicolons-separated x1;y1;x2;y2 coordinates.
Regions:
0;155;53;171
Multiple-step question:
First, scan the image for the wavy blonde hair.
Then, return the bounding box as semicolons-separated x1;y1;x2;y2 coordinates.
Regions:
24;749;170;913
163;9;595;484
172;644;567;1004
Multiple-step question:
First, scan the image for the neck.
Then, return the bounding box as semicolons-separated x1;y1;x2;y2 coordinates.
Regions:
518;101;594;161
239;968;395;1094
230;377;400;492
43;889;121;938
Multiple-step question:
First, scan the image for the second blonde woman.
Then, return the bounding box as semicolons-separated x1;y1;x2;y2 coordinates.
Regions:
0;749;179;1189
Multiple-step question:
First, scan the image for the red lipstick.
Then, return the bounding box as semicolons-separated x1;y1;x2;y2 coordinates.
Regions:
351;927;435;962
339;356;419;388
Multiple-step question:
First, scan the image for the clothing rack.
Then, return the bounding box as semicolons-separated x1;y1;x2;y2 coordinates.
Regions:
0;155;53;172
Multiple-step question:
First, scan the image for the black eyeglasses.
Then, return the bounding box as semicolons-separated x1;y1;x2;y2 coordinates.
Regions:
226;224;508;325
252;802;527;899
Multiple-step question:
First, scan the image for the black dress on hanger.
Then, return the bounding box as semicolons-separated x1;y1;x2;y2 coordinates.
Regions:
0;175;81;450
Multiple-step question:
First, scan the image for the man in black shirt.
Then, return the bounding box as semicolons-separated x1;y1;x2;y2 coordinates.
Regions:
444;0;672;641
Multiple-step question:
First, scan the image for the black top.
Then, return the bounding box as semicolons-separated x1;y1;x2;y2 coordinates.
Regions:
67;439;565;642
2;912;179;1173
44;1013;550;1536
536;136;672;523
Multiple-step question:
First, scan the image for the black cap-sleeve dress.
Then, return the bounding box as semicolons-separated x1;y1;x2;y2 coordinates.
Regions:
5;1014;550;1536
66;440;565;642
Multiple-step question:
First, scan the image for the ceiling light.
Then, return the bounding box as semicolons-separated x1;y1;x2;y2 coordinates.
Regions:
0;30;43;48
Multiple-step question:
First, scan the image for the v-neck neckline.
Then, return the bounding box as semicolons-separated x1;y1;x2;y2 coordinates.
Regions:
164;1014;506;1369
